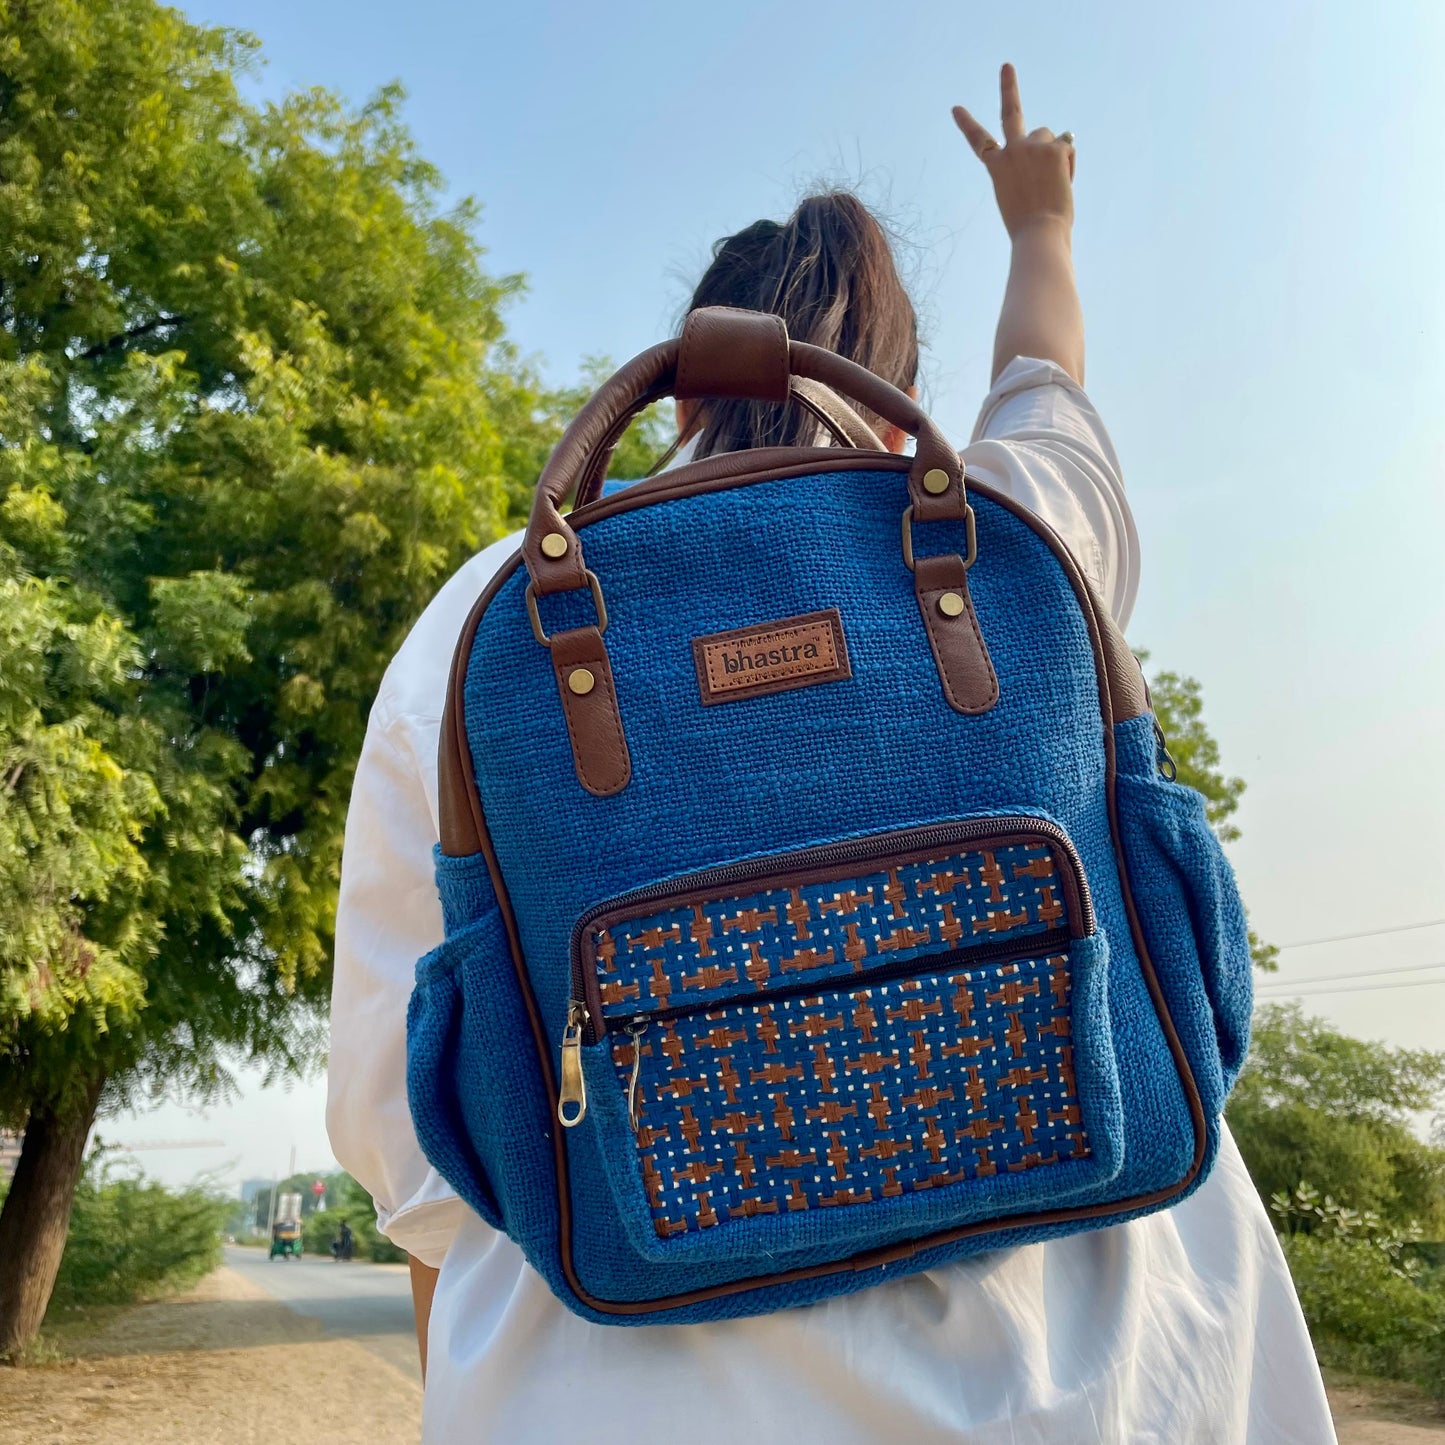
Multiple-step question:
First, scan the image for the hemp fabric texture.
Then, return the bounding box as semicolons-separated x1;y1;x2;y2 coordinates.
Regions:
406;459;1252;1324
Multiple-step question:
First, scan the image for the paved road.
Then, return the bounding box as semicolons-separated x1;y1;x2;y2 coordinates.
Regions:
223;1244;420;1382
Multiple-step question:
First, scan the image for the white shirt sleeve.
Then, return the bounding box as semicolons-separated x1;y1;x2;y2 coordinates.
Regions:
962;355;1141;628
325;692;467;1268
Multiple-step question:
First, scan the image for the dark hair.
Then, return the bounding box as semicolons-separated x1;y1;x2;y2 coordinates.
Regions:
684;192;918;456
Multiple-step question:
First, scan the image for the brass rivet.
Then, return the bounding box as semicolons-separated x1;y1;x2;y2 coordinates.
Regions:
567;667;596;696
541;531;569;559
922;467;952;495
938;592;965;618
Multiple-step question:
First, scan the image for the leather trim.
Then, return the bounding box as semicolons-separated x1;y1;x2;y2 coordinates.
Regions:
432;456;1206;1317
789;378;884;451
1095;595;1147;722
572;385;872;512
692;609;851;706
675;306;790;403
550;626;631;797
911;554;999;715
595;446;876;508
572;371;677;512
438;653;484;856
440;453;1149;854
439;610;493;857
521;312;962;598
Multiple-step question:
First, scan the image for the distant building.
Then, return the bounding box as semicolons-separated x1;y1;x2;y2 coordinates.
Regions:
0;1131;21;1183
239;1177;270;1204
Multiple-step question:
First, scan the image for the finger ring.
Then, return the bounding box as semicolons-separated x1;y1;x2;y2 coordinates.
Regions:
1058;131;1075;146
979;140;1000;155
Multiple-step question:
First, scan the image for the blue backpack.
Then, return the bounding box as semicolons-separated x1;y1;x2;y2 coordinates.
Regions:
408;307;1253;1324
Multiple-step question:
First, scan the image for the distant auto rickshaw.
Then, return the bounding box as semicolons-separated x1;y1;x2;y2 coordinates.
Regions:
269;1218;303;1260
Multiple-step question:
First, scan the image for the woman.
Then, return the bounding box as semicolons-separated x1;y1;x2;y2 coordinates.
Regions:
327;67;1333;1443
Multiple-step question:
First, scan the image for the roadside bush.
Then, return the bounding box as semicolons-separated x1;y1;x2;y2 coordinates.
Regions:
48;1153;230;1310
1283;1235;1445;1399
302;1206;404;1264
1274;1184;1445;1401
1229;1005;1445;1234
300;1173;405;1264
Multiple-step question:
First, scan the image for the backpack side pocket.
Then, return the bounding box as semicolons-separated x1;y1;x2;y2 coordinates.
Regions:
407;853;517;1233
1114;723;1253;1116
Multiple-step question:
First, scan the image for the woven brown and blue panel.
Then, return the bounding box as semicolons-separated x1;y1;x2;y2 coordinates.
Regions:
589;841;1068;1015
612;950;1086;1236
590;842;1089;1238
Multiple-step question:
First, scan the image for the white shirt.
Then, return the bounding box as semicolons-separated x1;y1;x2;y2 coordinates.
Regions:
327;358;1334;1444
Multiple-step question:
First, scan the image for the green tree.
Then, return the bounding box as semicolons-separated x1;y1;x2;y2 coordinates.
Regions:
1142;657;1276;971
0;0;588;1353
1227;1003;1445;1234
1141;664;1244;836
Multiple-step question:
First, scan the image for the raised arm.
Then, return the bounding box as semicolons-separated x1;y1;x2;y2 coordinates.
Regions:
953;64;1084;385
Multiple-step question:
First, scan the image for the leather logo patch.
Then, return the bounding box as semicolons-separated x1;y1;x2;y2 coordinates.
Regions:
693;609;851;706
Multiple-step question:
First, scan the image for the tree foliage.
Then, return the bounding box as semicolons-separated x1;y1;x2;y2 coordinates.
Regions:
0;0;554;1124
1271;1184;1445;1400
1228;1004;1445;1235
0;0;669;1352
1141;663;1245;839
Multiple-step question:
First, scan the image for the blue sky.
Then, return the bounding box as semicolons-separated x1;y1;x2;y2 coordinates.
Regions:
126;0;1445;1186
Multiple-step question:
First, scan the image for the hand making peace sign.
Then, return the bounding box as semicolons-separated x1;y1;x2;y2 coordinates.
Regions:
953;64;1077;240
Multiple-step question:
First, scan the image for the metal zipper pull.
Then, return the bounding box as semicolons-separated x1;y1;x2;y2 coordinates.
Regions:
1152;717;1179;781
557;1000;588;1128
625;1017;650;1129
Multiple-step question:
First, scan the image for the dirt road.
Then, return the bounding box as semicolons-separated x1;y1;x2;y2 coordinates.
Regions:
0;1261;421;1444
1331;1384;1445;1445
3;1257;1440;1443
221;1243;418;1382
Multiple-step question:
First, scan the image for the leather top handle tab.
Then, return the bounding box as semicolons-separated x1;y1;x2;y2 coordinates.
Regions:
569;307;788;510
674;305;791;403
524;307;966;597
521;308;992;798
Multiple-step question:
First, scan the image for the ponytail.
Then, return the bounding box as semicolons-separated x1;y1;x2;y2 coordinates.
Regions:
685;193;918;456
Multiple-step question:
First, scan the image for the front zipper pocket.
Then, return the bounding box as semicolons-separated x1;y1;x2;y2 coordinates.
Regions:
558;817;1125;1262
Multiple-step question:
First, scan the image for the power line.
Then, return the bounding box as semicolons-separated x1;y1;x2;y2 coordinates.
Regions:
1256;974;1445;1001
1256;959;1445;992
1276;917;1445;950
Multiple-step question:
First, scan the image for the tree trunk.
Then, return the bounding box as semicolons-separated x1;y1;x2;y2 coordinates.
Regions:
0;1074;104;1357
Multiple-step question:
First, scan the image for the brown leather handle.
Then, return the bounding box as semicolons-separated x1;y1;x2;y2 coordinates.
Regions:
570;307;790;510
571;377;882;511
525;307;966;597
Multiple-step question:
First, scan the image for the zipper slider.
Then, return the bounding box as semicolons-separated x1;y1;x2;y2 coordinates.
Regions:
557;1000;588;1128
625;1017;650;1130
1152;717;1179;781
